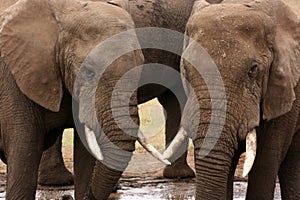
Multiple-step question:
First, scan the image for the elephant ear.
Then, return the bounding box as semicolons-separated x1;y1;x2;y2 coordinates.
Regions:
262;0;300;120
0;0;63;112
107;0;130;12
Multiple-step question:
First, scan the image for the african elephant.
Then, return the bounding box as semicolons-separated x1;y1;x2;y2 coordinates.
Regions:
40;0;200;181
163;0;300;199
1;0;73;187
39;0;230;183
0;0;73;187
0;0;146;199
11;0;203;187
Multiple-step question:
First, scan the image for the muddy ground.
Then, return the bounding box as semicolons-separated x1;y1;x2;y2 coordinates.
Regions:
0;144;275;200
0;148;249;198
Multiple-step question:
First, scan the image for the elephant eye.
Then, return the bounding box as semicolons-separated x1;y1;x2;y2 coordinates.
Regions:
81;66;95;81
248;62;259;79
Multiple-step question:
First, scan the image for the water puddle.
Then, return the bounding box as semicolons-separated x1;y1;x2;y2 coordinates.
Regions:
0;190;73;200
0;178;281;199
109;177;281;200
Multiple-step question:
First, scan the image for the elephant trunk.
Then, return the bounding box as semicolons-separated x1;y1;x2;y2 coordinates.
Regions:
192;112;235;199
90;161;123;200
179;81;236;199
89;78;140;199
194;145;233;199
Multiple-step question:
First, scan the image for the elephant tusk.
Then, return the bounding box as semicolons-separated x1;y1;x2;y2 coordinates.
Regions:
162;127;189;160
138;130;171;165
242;129;257;177
84;125;104;161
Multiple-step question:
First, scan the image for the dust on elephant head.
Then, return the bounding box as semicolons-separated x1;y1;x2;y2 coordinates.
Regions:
0;0;144;148
183;0;299;123
0;0;142;112
0;0;144;199
164;0;300;199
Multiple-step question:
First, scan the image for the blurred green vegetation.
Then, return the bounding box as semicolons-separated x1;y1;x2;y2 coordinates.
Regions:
62;98;166;149
62;129;73;147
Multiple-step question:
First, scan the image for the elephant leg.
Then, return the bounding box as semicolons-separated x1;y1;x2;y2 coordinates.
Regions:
3;113;44;199
247;119;295;200
74;131;95;200
278;130;300;200
247;142;280;199
38;133;74;186
158;90;195;179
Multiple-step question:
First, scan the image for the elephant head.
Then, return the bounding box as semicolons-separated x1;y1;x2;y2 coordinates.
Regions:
0;0;167;198
163;0;300;198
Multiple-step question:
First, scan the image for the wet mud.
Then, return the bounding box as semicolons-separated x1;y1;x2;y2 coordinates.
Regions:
0;174;281;199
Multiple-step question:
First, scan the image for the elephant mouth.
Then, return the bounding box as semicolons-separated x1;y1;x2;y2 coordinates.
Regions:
83;124;171;165
161;127;258;178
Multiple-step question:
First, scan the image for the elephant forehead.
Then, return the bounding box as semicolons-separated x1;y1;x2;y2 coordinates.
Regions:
57;1;134;38
188;4;274;37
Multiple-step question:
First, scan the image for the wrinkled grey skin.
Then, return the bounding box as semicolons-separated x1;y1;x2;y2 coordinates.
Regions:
181;0;300;199
40;0;228;183
0;0;73;187
0;0;143;199
39;0;198;183
43;0;197;181
91;0;197;179
38;134;73;186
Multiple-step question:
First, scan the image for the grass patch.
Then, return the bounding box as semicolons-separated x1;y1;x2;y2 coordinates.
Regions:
137;98;166;150
62;129;73;147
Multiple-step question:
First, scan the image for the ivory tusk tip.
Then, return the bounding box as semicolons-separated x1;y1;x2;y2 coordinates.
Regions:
242;152;255;177
164;159;172;165
242;129;257;178
137;135;171;165
162;127;189;160
242;166;251;178
84;125;104;161
93;148;104;161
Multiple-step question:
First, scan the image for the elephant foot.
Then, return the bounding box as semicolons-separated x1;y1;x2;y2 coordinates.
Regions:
163;161;195;179
38;165;74;186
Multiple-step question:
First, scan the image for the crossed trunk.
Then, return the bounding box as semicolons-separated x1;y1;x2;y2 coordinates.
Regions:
76;55;172;198
80;77;140;198
84;93;170;199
